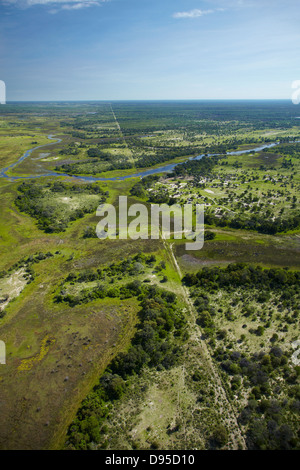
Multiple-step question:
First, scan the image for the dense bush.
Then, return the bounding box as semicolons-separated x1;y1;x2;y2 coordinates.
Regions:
66;285;185;449
15;180;107;233
183;263;300;293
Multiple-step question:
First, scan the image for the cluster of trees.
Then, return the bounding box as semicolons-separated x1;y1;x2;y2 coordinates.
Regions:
66;285;186;450
85;147;126;162
245;410;299;450
205;211;300;235
71;131;87;139
71;253;156;280
214;347;299;449
183;264;299;338
266;142;300;158
15;181;108;233
215;346;289;386
183;263;300;292
147;191;174;204
57;159;133;175
56;140;134;175
59;143;80;156
110;288;184;376
172;155;218;178
83;226;98;239
183;262;299;450
130;175;160;199
55;254;163;306
204;231;216;241
134;147;198;169
87;147;108;159
56;279;147;306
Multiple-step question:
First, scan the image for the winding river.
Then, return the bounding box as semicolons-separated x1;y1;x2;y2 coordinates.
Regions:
0;136;290;182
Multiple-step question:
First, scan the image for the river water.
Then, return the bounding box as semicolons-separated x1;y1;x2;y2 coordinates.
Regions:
0;136;292;182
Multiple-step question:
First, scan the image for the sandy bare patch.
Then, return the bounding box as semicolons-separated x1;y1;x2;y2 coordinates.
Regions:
0;268;28;312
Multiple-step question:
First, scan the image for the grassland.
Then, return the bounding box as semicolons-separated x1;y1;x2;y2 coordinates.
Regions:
0;101;299;450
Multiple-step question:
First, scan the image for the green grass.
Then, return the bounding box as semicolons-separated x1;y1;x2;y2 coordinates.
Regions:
0;102;299;450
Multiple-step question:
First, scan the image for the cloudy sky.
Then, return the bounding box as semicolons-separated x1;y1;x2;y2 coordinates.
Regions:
0;0;300;100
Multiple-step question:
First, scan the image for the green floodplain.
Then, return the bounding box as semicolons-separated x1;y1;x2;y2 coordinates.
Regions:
0;100;299;450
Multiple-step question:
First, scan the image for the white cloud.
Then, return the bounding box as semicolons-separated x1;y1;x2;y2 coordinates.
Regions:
61;1;99;10
3;0;108;11
173;8;224;19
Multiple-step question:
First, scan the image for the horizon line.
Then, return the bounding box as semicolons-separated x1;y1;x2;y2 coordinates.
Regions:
2;98;294;103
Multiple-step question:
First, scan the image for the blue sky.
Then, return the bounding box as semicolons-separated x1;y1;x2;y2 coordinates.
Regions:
0;0;300;100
